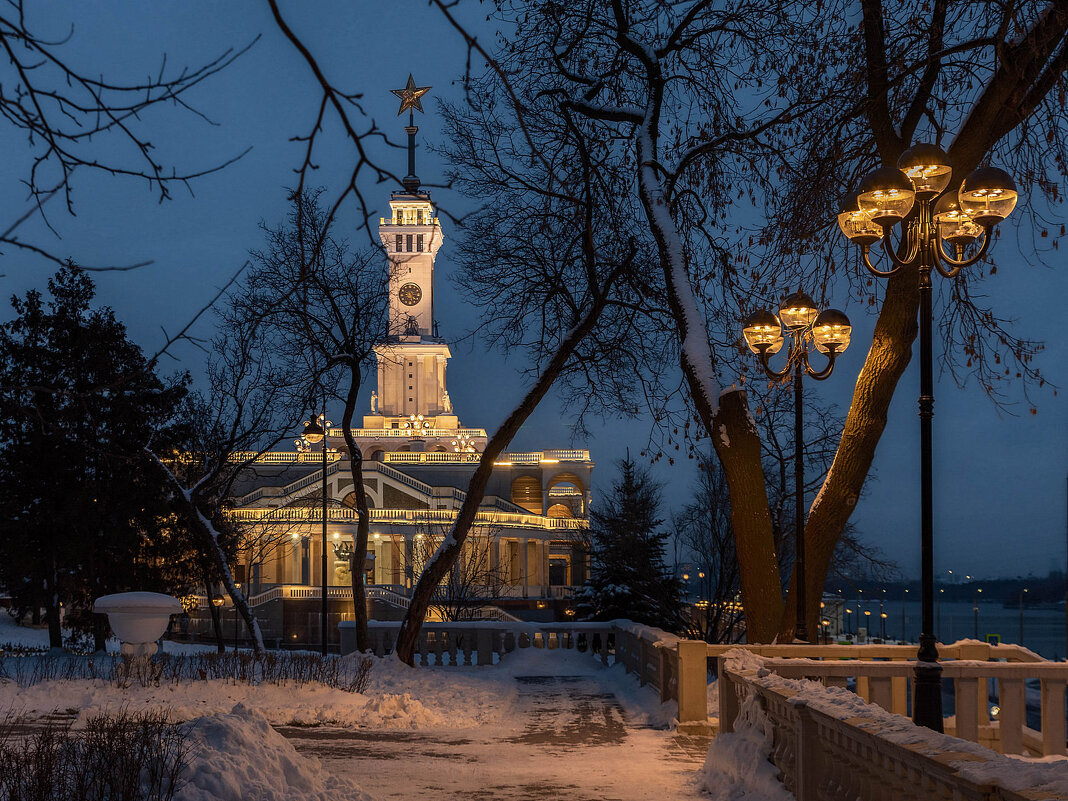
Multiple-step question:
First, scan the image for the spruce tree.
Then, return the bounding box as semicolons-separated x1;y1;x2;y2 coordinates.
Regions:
0;265;192;649
575;456;684;631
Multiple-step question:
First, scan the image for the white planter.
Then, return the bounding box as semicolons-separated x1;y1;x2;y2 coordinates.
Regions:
94;592;183;656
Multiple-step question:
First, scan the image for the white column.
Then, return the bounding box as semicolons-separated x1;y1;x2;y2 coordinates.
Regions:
542;540;550;597
519;538;529;598
416;354;425;416
404;533;416;590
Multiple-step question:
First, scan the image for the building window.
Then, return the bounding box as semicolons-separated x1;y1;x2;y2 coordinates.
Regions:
406;234;413;252
408;373;412;378
417;234;424;252
395;234;402;252
408;385;413;390
408;397;413;402
416;209;423;224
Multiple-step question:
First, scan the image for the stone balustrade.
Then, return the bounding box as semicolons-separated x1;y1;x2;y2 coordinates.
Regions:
709;641;1065;758
718;651;1068;801
340;620;709;726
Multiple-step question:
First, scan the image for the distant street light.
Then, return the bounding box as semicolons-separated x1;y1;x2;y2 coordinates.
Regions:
1019;588;1029;646
743;292;851;642
839;144;1018;731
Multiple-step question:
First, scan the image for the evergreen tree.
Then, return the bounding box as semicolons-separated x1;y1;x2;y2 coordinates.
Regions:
575;456;683;631
0;265;192;649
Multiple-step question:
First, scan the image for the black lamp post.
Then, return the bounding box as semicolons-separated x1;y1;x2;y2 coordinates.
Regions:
742;293;852;642
299;412;331;656
839;143;1019;731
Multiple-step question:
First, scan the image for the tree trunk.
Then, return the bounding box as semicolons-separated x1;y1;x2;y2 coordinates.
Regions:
45;560;62;650
204;574;225;653
393;300;610;664
710;389;785;642
340;375;370;652
145;450;267;655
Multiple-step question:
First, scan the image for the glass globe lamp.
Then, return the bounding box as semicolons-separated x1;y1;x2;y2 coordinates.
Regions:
741;309;784;354
302;419;325;444
958;167;1018;227
837;191;883;246
897;144;953;197
811;309;851;355
778;291;819;331
857;166;916;225
932;194;982;248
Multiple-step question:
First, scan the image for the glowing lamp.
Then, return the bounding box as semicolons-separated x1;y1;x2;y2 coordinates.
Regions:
778;291;819;331
897;143;952;197
302;419;325;444
741;309;784;354
958;167;1018;227
837;191;883;246
933;194;983;248
811;309;851;355
857;166;916;225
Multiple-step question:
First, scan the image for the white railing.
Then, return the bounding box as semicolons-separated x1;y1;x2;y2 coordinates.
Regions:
745;654;1068;758
379;216;441;226
338;427;487;439
718;650;1068;801
345;619;707;724
494;449;592;465
230;451;343;465
384;452;482;464
230;445;589;466
226;506;586;531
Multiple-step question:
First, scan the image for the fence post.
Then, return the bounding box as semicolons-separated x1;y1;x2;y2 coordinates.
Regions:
794;701;823;801
1041;679;1067;756
476;628;493;666
717;656;739;734
676;640;709;728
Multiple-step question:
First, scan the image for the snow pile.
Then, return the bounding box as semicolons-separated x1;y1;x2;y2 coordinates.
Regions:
176;704;374;801
699;689;793;800
3;674;485;729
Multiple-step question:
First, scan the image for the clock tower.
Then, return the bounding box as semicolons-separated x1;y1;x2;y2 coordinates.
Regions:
363;76;461;432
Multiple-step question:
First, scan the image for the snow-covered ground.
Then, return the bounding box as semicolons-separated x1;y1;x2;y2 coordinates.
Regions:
0;617;710;800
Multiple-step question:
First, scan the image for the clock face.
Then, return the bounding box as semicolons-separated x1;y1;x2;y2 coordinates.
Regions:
398;282;422;307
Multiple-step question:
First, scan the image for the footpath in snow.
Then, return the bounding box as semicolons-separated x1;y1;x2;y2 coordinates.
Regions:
279;647;712;801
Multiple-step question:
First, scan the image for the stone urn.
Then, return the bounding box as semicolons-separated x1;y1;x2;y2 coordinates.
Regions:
94;592;183;656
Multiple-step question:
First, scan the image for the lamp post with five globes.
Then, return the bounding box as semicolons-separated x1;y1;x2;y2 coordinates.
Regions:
837;143;1018;731
742;293;852;642
297;412;333;656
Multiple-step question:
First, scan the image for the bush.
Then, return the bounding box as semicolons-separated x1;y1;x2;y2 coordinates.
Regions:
0;709;188;801
0;651;375;694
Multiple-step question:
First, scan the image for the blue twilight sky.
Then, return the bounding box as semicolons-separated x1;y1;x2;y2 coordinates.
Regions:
1;2;1065;580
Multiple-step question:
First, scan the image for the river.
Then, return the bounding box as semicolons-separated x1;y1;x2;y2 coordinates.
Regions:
834;599;1067;660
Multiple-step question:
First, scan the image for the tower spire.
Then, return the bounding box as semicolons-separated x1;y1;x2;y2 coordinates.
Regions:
390;74;431;194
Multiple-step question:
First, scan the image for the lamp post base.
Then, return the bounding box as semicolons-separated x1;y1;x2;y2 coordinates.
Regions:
912;633;943;732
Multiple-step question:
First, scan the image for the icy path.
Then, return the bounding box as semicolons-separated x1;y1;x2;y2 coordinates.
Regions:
278;654;712;801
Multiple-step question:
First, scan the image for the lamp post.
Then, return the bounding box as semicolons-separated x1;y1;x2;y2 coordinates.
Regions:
1019;588;1028;646
743;293;852;642
839;144;1018;731
298;411;332;656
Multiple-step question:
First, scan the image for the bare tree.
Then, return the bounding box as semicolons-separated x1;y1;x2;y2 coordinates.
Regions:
0;3;255;272
713;0;1068;638
431;0;1067;643
230;190;389;652
673;460;743;644
411;525;513;622
145;308;305;656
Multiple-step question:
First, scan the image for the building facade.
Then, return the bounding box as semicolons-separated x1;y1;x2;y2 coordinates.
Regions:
221;142;593;642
